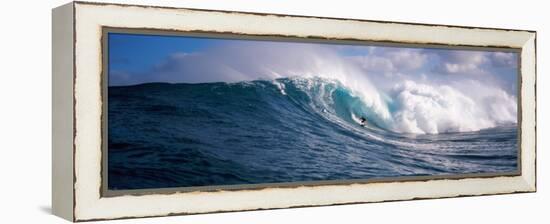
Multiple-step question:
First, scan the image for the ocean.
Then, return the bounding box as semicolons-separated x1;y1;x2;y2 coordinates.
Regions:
108;77;518;190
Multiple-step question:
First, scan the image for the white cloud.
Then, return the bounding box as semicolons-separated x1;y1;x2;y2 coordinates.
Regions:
490;52;517;67
434;50;517;75
353;55;395;72
350;48;428;73
436;51;488;75
386;50;428;70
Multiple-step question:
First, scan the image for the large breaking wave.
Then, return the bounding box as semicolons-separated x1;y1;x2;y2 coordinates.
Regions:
271;76;516;134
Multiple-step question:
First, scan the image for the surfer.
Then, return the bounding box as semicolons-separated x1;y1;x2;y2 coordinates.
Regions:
359;117;367;126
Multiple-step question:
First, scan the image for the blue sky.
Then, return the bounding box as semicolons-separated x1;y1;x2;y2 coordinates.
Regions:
108;33;518;96
109;33;224;74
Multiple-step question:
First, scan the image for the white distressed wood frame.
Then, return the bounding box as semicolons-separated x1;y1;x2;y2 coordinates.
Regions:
52;1;536;222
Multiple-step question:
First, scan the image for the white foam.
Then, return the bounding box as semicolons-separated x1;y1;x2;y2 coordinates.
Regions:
385;80;517;134
272;80;287;95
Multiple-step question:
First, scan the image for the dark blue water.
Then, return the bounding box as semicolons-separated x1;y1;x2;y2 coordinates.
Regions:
108;77;518;190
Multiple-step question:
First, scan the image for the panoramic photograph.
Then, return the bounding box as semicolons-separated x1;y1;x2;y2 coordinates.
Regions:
107;32;519;190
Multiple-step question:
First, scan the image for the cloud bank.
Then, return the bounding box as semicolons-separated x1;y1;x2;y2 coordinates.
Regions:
110;40;517;95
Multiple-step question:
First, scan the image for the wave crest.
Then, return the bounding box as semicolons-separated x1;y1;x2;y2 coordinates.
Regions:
277;77;516;134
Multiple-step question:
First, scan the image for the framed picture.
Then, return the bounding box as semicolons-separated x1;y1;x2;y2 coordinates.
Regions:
52;1;536;222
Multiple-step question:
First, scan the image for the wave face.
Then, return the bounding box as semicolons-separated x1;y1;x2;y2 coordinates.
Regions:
108;77;518;190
